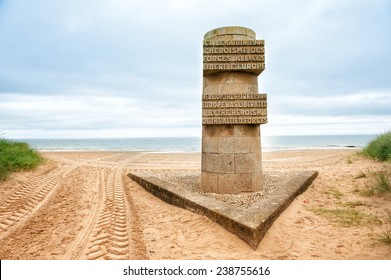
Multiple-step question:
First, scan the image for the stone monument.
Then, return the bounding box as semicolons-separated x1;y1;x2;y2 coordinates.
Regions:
129;26;318;249
201;26;267;194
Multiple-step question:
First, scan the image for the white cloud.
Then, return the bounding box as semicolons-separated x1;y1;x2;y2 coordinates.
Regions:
0;0;390;138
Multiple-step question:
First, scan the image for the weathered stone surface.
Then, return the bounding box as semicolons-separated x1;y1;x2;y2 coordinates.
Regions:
201;172;219;193
218;173;252;193
204;26;256;40
202;137;218;153
203;125;234;137
234;153;261;173
201;26;267;194
233;125;260;137
128;170;318;249
203;153;235;173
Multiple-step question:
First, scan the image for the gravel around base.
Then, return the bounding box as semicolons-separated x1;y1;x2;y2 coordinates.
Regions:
154;171;298;210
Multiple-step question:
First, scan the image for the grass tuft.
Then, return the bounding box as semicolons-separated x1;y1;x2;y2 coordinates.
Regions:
326;187;344;200
311;207;381;226
0;138;43;181
374;172;391;193
355;171;391;197
338;200;369;208
375;228;391;245
363;131;391;162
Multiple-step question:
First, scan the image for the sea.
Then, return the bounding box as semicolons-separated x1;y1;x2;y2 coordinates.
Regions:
14;134;377;152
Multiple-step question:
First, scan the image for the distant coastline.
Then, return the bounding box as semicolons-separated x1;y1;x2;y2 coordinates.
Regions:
12;134;376;152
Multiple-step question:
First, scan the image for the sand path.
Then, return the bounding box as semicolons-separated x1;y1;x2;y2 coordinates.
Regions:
0;150;390;259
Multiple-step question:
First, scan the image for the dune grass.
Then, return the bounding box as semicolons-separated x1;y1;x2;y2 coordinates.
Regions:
363;131;391;162
376;228;391;245
311;207;381;226
0;138;43;181
354;171;391;197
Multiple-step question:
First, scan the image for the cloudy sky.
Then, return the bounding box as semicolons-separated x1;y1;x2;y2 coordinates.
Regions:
0;0;390;138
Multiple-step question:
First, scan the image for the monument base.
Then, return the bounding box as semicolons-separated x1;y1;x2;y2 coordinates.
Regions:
128;170;318;249
202;124;263;194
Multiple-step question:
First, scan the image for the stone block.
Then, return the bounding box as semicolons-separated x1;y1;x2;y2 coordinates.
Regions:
232;72;258;85
204;26;256;40
218;137;236;154
204;73;234;86
202;137;219;153
203;125;234;137
218;173;252;194
201;172;219;193
217;174;236;193
219;137;251;154
203;84;218;95
234;125;259;137
203;153;235;173
216;171;261;193
250;137;261;153
218;83;248;94
234;173;253;193
234;137;252;154
234;153;261;173
247;84;258;93
252;171;263;192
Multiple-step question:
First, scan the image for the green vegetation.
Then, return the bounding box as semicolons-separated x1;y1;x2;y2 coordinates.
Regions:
363;131;391;162
375;228;391;246
375;172;391;193
353;168;391;197
310;207;381;226
0;138;43;181
326;187;344;200
338;200;369;208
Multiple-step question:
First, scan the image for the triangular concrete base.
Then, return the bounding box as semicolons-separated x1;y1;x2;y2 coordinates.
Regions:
128;170;318;250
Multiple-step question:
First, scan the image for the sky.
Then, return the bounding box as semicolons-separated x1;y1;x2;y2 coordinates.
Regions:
0;0;390;138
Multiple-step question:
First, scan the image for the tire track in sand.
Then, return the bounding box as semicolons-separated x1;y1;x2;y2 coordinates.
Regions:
0;164;78;240
70;154;147;260
81;166;130;260
64;168;105;260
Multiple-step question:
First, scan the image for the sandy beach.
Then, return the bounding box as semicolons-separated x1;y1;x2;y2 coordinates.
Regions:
0;149;390;260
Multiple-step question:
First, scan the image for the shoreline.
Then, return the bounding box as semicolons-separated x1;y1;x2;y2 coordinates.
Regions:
12;134;374;153
35;147;362;153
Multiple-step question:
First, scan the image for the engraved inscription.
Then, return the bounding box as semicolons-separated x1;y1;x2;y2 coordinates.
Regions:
202;93;268;125
202;117;267;125
203;63;265;71
203;39;264;46
203;40;265;74
203;55;264;62
202;93;266;100
203;109;267;117
203;47;264;54
202;101;267;108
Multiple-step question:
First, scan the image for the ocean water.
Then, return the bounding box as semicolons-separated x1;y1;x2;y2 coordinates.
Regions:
16;134;377;152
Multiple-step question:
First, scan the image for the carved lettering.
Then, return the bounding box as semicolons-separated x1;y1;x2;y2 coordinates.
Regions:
203;55;264;63
202;101;267;108
202;35;267;125
203;39;264;46
202;93;267;100
203;63;265;71
201;93;268;125
202;109;267;117
203;40;265;74
202;117;267;125
203;47;265;54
